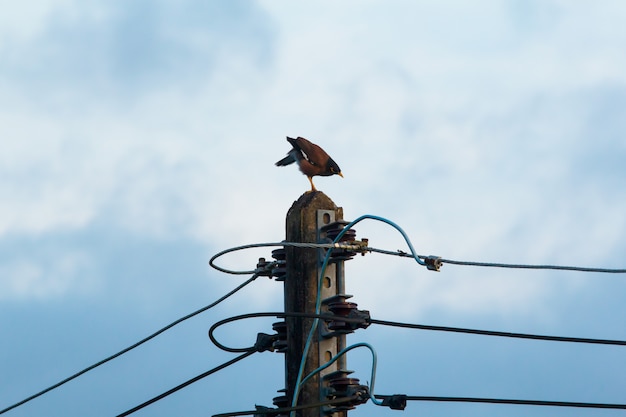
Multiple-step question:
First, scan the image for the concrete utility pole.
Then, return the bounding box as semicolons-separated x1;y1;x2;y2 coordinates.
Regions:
284;191;347;417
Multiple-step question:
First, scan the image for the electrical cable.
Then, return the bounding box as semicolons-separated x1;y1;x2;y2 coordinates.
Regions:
7;213;622;416
210;216;626;275
290;214;430;416
208;312;337;353
299;342;384;406
210;311;625;417
437;257;626;273
211;394;364;417
374;394;626;410
208;311;626;413
290;231;346;414
348;214;428;267
370;318;626;346
368;247;626;273
0;274;259;416
209;241;369;275
208;312;626;352
116;350;256;417
205;213;626;416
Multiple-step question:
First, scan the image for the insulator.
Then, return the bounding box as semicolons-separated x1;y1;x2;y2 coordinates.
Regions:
269;389;290;417
325;226;357;242
323;370;369;413
272;394;289;408
271;248;287;281
271;321;288;352
272;248;286;260
327;300;358;332
321;220;358;261
322;295;370;334
254;387;291;415
327;300;357;316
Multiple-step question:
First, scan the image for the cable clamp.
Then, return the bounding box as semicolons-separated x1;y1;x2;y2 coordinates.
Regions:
254;258;277;278
424;255;442;272
252;405;274;417
332;237;368;249
254;332;279;353
379;394;407;410
348;308;371;330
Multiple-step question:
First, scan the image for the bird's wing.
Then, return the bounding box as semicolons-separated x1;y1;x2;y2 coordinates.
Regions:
289;137;324;167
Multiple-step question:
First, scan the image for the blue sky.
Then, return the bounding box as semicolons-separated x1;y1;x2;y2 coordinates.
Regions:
1;1;625;416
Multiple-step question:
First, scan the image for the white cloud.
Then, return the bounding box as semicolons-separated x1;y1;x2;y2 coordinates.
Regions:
0;252;95;300
1;4;625;416
0;0;624;316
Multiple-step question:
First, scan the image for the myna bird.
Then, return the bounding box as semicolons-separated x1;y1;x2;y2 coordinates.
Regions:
275;136;343;192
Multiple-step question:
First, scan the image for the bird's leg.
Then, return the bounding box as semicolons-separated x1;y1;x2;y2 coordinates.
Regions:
308;176;317;192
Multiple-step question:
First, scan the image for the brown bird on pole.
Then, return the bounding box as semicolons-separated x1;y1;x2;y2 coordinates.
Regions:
275;136;343;192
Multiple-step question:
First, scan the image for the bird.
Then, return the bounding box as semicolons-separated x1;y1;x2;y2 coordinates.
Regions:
275;136;343;192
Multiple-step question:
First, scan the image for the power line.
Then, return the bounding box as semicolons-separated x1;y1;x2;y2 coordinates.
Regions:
209;241;370;275
298;342;384;407
370;318;626;346
437;257;626;273
209;213;626;417
116;351;256;417
208;310;626;415
210;241;626;277
208;312;626;351
375;394;626;410
211;395;365;417
213;393;626;416
290;214;376;416
368;248;626;273
7;213;624;416
0;274;259;415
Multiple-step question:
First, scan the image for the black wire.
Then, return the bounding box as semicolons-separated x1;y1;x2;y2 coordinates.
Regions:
371;318;626;346
208;312;626;353
116;351;256;417
0;274;259;415
375;394;626;410
211;394;364;417
208;311;372;353
208;312;341;353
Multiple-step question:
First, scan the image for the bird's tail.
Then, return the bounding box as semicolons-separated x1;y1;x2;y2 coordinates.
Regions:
275;153;296;166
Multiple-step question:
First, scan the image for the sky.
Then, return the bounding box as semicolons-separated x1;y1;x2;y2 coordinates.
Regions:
1;1;625;416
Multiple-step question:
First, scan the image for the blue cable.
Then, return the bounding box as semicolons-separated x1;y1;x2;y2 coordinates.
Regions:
291;214;426;414
349;214;426;267
299;342;384;406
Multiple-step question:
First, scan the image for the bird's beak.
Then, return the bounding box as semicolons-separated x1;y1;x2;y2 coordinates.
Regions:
338;172;344;178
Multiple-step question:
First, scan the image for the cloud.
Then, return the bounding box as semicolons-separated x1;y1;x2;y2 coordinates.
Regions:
0;0;279;242
0;250;94;300
1;4;626;416
1;0;625;316
0;0;275;100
